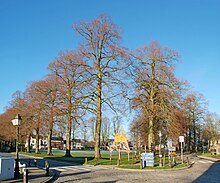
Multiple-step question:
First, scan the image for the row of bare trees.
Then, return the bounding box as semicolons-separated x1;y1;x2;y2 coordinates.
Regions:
0;15;128;159
130;86;220;152
0;14;219;158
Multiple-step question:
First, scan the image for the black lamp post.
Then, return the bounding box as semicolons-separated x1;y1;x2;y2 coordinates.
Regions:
12;114;22;178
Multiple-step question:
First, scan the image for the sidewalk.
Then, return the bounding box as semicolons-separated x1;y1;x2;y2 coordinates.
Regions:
1;167;54;183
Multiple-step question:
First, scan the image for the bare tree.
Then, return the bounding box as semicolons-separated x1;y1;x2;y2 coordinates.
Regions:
101;117;111;150
73;14;129;159
48;50;87;157
182;92;207;152
202;113;220;150
131;41;181;151
111;115;122;137
24;80;51;153
38;76;59;155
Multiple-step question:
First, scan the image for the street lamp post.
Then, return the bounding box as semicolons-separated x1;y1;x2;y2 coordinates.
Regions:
159;131;162;167
12;114;22;178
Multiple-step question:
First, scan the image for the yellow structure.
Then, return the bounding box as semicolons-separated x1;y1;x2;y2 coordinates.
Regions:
114;133;127;143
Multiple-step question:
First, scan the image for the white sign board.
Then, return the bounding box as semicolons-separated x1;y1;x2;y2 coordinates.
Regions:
141;153;154;167
168;146;176;151
179;136;184;143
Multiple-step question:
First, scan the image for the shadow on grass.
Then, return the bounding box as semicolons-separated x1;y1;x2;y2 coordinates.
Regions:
45;156;94;164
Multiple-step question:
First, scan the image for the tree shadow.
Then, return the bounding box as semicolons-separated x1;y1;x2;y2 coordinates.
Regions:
192;161;220;183
50;170;91;182
51;170;118;183
45;156;94;164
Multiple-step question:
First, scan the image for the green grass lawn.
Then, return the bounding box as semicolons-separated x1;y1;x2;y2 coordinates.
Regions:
120;162;187;170
19;150;138;165
19;150;188;169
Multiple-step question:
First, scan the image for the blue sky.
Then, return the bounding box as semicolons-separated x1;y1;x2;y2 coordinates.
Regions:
0;0;220;115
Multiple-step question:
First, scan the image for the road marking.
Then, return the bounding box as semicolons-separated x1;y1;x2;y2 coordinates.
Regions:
50;165;111;173
198;160;214;164
51;166;91;172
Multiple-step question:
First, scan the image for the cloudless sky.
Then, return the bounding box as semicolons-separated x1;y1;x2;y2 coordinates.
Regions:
1;0;220;117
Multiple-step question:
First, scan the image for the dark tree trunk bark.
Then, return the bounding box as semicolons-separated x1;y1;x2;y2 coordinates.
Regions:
94;67;102;159
65;110;72;157
47;111;54;155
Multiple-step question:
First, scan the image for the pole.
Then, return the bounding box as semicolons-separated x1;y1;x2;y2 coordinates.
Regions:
14;125;20;178
181;142;183;164
23;168;28;183
159;134;162;167
45;161;49;176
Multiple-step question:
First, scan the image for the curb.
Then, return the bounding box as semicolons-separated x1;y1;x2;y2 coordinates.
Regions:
85;162;194;172
114;164;193;172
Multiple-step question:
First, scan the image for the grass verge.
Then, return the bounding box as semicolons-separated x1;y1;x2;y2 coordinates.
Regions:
19;150;188;169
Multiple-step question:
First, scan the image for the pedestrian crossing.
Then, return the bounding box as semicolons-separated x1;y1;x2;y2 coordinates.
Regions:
50;165;108;172
197;160;215;164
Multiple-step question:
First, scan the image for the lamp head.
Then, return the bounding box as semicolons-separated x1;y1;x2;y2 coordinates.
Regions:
12;114;22;126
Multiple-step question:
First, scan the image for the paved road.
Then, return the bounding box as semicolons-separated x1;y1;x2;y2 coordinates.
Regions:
51;155;220;183
1;153;220;182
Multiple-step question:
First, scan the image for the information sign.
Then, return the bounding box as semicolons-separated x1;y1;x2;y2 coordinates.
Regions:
168;147;176;152
141;153;154;167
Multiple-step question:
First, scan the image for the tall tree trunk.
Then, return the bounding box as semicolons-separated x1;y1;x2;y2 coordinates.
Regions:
95;99;101;159
148;117;154;152
94;66;102;159
187;126;192;152
148;60;156;152
47;127;53;155
35;127;39;153
47;111;54;155
65;110;72;157
26;133;31;153
193;119;196;152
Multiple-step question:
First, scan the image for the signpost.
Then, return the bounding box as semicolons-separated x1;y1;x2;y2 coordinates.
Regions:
179;136;184;164
109;133;130;162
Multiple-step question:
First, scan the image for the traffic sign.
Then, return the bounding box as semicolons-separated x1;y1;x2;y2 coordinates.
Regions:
114;133;127;143
179;136;184;143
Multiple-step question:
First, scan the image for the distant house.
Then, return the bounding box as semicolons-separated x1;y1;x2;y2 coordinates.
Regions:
51;137;64;150
27;136;47;150
72;139;84;149
26;136;64;150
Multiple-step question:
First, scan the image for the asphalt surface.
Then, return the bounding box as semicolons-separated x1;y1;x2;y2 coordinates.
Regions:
1;152;220;183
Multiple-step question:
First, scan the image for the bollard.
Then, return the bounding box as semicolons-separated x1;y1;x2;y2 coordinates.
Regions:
23;168;28;183
85;157;88;165
34;159;37;167
186;157;189;165
117;159;120;166
45;161;49;176
169;156;172;168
